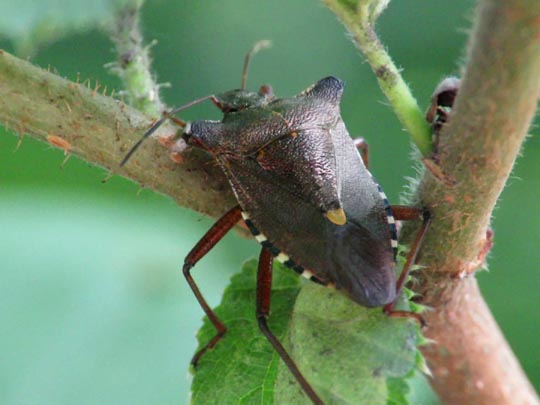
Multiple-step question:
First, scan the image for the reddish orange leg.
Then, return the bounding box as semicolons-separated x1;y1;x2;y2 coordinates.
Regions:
256;248;323;404
354;137;369;168
383;206;431;324
183;205;242;366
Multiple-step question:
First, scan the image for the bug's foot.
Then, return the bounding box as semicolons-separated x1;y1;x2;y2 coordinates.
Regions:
385;309;427;328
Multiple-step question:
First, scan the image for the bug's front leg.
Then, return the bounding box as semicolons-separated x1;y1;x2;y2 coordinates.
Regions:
256;248;323;405
183;205;242;366
384;206;431;321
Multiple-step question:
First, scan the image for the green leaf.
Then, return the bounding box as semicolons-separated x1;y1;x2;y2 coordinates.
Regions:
275;284;419;404
192;259;422;404
387;374;411;404
191;259;302;403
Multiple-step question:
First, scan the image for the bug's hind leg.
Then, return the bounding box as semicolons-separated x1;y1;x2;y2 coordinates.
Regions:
384;206;431;322
183;205;242;366
256;248;323;404
353;137;369;168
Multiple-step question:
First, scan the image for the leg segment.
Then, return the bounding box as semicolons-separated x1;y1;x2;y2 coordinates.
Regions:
183;205;243;366
354;137;369;169
391;205;427;221
384;207;431;318
256;248;322;404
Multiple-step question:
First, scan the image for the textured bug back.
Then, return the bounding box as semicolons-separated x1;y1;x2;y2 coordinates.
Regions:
186;77;396;307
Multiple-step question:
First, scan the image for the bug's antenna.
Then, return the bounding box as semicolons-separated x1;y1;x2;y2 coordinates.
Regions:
240;40;272;90
120;95;212;167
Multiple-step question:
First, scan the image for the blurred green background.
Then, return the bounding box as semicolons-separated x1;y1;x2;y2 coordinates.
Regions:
1;0;539;403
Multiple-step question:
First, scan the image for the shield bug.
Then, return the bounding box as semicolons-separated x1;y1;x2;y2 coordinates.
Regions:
121;42;431;404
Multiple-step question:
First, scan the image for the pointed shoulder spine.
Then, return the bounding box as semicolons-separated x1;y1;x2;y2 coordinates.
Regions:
299;76;344;105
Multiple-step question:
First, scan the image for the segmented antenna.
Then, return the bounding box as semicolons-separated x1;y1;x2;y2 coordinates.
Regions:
121;40;272;167
240;40;272;90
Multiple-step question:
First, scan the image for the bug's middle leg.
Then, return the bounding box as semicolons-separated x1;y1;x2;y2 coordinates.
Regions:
256;248;322;404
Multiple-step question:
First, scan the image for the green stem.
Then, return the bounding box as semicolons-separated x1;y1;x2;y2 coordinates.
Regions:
106;1;165;116
323;0;431;156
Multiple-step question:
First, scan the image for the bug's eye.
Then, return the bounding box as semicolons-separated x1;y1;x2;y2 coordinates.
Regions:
181;122;197;145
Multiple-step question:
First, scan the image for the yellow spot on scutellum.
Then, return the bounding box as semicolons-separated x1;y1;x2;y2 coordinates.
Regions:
325;208;347;226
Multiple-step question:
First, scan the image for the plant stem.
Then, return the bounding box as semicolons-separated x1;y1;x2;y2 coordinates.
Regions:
403;0;540;402
322;0;432;156
106;1;165;116
0;50;235;218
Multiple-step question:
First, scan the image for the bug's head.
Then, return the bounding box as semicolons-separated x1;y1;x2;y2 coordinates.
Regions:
211;85;273;113
181;120;226;154
120;40;272;166
210;39;274;114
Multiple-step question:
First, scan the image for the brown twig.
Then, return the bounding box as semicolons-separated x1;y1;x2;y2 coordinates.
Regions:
403;0;540;402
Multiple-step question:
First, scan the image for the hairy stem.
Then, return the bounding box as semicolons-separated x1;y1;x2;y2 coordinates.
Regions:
0;50;235;218
405;0;540;402
322;0;432;156
106;1;165;116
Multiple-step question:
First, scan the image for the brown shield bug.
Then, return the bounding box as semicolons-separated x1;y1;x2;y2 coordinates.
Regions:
121;42;431;404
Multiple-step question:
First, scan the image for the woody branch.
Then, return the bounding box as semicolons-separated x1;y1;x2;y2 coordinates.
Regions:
406;1;540;403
